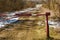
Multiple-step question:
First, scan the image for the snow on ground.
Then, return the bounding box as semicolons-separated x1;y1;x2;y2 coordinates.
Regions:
0;17;19;28
0;22;5;28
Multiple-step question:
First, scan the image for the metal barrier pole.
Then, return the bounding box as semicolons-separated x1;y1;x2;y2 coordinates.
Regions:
46;12;50;40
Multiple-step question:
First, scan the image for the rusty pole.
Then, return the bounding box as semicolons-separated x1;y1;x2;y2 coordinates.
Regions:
46;12;50;40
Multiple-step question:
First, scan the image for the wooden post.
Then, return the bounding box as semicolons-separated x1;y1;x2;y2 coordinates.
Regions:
46;12;50;40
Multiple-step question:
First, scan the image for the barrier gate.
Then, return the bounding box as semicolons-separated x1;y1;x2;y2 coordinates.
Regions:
15;12;50;40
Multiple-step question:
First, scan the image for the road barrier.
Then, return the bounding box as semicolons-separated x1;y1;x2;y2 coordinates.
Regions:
15;12;50;40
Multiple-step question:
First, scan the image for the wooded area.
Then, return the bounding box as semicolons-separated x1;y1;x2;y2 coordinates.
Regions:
0;0;35;12
43;0;60;19
0;0;60;18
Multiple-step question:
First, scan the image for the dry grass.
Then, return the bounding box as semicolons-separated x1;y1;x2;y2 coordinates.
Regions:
0;23;60;40
0;7;60;40
0;18;60;40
